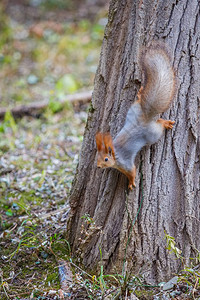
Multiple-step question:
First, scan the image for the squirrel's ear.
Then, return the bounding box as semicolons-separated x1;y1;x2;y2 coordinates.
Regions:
103;133;115;159
95;132;103;151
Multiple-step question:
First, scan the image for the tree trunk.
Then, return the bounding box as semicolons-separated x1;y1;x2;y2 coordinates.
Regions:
66;0;200;283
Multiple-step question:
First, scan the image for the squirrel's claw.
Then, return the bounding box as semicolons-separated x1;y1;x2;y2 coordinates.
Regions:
128;182;136;190
128;183;133;190
165;120;175;130
157;119;175;130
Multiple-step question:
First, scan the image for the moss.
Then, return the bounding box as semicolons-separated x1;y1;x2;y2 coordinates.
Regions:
45;271;60;287
88;102;95;114
135;289;155;299
0;244;60;298
51;239;70;259
1;190;43;212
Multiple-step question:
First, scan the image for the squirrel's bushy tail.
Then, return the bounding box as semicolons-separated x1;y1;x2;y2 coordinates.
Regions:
139;42;176;120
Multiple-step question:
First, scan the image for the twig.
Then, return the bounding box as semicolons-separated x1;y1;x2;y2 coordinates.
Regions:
0;90;92;119
7;292;29;298
69;261;93;279
19;207;68;221
8;224;17;233
10;271;22;284
192;277;199;299
8;289;48;298
2;283;10;300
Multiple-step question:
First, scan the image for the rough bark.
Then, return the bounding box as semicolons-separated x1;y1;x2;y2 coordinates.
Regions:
66;0;200;283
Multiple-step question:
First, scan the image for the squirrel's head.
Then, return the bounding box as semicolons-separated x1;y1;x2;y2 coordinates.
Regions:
95;132;116;168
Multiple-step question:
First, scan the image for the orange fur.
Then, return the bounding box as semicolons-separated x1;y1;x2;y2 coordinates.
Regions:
103;133;115;159
95;132;103;151
157;119;175;129
118;165;136;190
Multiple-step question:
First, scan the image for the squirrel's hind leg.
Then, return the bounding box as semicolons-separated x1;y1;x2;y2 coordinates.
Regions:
157;119;175;130
127;165;136;190
118;165;136;190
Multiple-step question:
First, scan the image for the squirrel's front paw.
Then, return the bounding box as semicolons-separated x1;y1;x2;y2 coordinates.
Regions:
157;119;175;130
164;120;175;129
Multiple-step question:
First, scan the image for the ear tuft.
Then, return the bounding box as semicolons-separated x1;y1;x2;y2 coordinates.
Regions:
95;132;103;151
103;133;115;159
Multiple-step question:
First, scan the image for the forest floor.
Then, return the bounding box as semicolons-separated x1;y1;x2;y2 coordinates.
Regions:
0;1;104;299
0;1;199;300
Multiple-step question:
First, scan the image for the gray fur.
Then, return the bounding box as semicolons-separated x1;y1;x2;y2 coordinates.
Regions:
114;102;163;171
113;43;175;171
139;43;175;120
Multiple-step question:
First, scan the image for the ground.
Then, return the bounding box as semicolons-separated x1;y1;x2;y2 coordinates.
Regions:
0;1;106;299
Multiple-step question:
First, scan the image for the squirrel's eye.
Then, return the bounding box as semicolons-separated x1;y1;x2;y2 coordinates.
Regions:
105;157;108;162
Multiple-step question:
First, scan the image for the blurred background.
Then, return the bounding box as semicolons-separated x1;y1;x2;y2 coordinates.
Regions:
0;0;108;107
0;2;109;297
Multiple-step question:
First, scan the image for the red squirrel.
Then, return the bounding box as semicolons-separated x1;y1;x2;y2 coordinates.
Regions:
95;42;176;190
